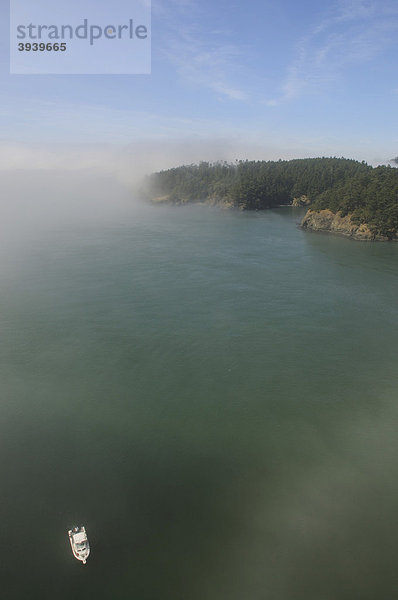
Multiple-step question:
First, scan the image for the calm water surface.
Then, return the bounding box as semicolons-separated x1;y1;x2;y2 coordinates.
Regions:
1;173;398;599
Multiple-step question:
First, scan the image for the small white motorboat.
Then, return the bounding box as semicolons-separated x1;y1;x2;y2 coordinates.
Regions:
68;526;90;564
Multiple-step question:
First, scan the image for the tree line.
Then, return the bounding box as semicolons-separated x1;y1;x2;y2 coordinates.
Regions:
144;157;398;237
145;157;369;208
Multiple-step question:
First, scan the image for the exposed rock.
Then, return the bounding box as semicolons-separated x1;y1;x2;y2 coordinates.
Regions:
301;209;396;241
292;195;311;207
151;194;235;208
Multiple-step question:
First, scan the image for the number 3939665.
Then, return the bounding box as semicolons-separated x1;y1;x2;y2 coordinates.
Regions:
18;43;67;51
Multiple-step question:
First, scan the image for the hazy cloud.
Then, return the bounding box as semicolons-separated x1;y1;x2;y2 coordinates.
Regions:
0;139;301;183
267;0;398;105
156;0;249;101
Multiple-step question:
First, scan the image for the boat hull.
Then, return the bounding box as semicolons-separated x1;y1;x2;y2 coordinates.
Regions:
68;526;90;564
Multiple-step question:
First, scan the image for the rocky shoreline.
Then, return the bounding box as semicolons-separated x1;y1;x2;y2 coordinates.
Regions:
150;197;397;242
300;209;397;241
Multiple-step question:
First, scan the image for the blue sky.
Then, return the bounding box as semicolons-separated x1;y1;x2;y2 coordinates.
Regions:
1;0;398;170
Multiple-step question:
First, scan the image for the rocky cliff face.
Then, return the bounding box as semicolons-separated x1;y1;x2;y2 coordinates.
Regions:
301;209;395;241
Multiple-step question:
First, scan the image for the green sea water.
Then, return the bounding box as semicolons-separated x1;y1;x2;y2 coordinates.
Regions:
1;172;398;599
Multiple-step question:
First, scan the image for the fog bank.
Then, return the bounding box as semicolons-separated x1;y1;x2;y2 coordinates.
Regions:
0;140;387;187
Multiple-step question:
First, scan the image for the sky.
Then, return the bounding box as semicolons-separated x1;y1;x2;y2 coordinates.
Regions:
1;0;398;174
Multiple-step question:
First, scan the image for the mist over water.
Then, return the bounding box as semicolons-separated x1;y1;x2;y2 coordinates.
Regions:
1;170;398;599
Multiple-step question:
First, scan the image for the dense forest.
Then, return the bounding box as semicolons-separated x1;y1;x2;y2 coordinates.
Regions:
144;157;398;238
144;157;369;209
310;166;398;238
